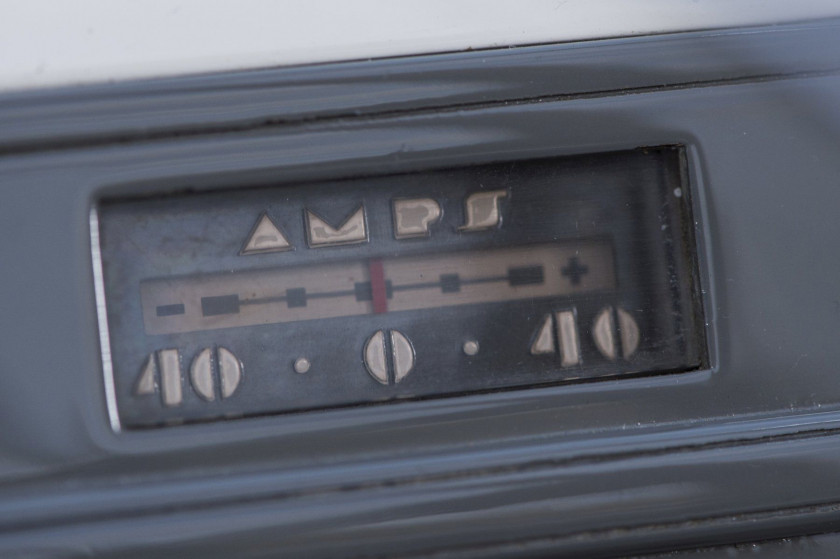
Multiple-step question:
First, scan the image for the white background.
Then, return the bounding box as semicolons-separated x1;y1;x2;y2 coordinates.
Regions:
2;0;839;92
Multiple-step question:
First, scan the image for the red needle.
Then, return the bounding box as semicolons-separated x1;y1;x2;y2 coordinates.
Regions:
368;259;388;314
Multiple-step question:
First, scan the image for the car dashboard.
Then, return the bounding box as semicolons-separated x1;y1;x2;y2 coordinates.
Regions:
2;9;840;558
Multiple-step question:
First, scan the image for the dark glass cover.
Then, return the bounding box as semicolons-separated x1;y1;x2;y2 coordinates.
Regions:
97;146;707;429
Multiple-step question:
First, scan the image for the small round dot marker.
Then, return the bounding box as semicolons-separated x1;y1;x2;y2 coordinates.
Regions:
463;340;479;356
294;357;311;374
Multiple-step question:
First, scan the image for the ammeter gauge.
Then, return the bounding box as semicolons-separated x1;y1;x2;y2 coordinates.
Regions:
94;146;707;429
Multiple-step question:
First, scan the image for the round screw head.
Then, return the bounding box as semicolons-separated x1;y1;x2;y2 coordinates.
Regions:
294;357;311;374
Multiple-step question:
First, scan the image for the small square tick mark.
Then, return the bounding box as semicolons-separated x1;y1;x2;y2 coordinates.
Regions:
286;287;307;308
440;274;461;293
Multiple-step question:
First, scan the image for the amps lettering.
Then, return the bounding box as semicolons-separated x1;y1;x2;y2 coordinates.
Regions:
241;190;507;254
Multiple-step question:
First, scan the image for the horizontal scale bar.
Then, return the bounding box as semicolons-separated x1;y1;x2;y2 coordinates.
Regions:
141;241;616;335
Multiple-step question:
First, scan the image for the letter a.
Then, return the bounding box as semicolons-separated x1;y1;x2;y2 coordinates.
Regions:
240;213;292;255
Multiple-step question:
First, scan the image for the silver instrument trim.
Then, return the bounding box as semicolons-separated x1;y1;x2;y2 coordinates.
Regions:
90;208;122;433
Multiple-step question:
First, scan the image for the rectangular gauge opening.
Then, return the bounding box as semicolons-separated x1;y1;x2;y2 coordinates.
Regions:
95;146;707;429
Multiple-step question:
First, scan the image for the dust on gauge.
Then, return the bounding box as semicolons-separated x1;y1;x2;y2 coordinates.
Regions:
95;147;707;429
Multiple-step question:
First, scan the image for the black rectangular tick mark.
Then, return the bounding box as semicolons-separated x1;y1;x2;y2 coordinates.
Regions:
286;287;307;308
440;274;461;293
354;281;372;302
201;294;240;316
156;303;185;317
355;281;393;301
508;265;544;287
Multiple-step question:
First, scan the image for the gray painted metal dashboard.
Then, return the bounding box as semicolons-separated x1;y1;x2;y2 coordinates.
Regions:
2;18;840;557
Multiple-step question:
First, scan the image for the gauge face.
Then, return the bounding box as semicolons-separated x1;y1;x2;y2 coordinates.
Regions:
96;147;707;429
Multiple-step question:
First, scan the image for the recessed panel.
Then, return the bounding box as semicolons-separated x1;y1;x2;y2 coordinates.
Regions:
96;147;706;429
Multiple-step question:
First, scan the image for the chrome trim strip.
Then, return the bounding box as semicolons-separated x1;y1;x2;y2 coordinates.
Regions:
90;207;122;433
